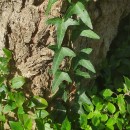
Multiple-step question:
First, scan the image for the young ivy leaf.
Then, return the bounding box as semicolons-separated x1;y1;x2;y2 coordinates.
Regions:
65;1;93;29
61;117;71;130
45;0;57;15
52;71;72;94
47;18;79;48
52;47;76;75
80;48;93;55
75;69;90;79
80;30;100;39
77;59;95;73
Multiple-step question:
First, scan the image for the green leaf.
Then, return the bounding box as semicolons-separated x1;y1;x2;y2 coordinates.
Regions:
92;111;101;126
11;76;25;89
92;96;103;106
80;48;92;55
80;30;100;39
33;96;48;109
127;103;130;114
52;47;76;75
106;125;114;130
78;59;95;73
86;125;92;130
101;114;108;122
52;71;72;93
75;69;90;78
62;90;69;102
79;114;88;129
102;89;113;98
124;76;130;90
36;110;49;119
9;121;23;130
17;107;25;114
47;18;78;48
46;0;57;15
0;114;6;122
87;112;94;119
14;92;25;107
117;94;126;114
107;102;116;114
83;103;94;113
96;102;103;111
106;117;116;126
3;103;17;114
45;123;53;130
18;114;32;130
117;118;123;130
78;92;92;105
65;1;93;29
61;117;71;130
3;48;12;59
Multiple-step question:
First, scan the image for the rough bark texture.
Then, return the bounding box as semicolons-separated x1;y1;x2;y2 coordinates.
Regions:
0;0;130;96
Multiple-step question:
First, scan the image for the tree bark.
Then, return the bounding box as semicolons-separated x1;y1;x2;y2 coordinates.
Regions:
0;0;130;96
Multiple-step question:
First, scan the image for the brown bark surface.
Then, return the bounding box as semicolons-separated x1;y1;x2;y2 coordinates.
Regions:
0;0;130;96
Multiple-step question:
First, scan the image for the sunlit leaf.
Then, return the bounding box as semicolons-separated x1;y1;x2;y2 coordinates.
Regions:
102;89;113;98
81;48;92;54
11;76;25;89
65;1;93;29
36;110;49;119
61;117;71;130
117;94;126;114
33;96;48;109
107;102;116;114
9;121;23;130
79;114;88;129
80;30;100;39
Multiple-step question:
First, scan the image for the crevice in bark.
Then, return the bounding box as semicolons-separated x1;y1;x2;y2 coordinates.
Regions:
33;0;44;6
37;30;50;47
5;24;12;49
21;0;26;9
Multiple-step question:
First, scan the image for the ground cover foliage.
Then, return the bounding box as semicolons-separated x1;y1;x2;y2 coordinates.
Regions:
0;0;130;130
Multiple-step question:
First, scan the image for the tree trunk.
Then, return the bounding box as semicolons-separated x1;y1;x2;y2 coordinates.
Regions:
0;0;130;96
